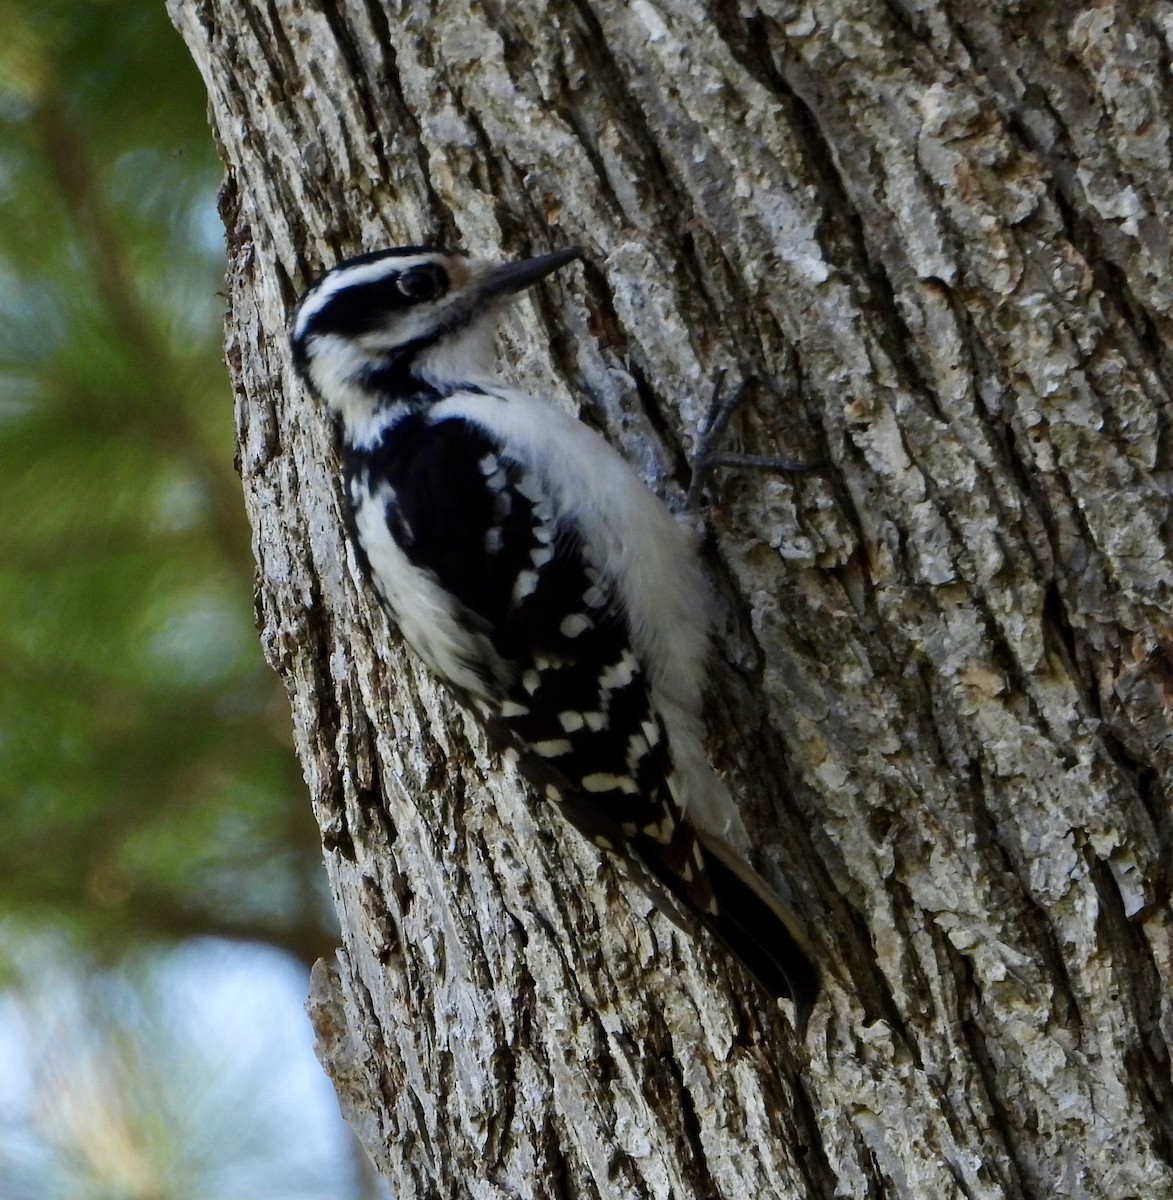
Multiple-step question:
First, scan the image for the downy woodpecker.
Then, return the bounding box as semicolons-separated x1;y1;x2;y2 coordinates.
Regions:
291;245;818;1024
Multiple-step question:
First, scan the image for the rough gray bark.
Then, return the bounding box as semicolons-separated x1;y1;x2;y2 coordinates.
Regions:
171;0;1173;1196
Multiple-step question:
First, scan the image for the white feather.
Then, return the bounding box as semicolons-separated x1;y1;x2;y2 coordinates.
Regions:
430;387;747;846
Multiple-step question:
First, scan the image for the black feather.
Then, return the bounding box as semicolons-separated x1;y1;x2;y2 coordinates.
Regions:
694;831;820;1033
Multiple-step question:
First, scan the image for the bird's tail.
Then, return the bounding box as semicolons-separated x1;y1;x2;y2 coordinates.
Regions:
692;829;820;1034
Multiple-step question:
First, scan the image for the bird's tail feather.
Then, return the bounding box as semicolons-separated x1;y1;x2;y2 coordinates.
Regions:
693;829;819;1035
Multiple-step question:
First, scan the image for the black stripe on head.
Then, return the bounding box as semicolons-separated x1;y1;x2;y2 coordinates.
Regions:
291;247;453;366
308;275;433;338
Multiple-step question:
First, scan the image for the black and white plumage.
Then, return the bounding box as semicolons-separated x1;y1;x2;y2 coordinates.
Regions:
291;245;818;1022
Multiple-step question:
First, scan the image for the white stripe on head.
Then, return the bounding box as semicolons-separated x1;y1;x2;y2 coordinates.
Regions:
293;253;444;343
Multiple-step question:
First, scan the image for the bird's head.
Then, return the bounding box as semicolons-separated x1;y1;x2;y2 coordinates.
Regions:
291;245;582;413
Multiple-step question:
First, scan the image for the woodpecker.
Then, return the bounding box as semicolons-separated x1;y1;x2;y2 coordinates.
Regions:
291;244;818;1024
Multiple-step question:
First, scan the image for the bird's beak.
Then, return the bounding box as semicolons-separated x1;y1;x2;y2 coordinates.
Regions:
473;246;583;300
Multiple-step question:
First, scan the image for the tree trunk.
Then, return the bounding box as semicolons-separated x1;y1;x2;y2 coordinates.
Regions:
171;0;1173;1196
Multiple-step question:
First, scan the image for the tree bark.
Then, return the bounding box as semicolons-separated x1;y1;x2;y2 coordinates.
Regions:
171;0;1173;1196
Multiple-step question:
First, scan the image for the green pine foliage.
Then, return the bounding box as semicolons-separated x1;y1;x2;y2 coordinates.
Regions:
0;0;335;967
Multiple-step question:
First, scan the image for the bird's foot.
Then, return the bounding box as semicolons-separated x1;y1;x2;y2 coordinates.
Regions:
686;371;823;509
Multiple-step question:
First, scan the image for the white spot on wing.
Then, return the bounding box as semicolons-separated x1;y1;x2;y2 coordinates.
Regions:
513;570;539;602
533;738;572;758
643;814;675;843
559;614;592;638
559;711;585;732
582;772;639;794
599;651;638;691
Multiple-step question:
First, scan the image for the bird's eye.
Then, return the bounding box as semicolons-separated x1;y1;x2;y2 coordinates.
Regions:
395;265;448;302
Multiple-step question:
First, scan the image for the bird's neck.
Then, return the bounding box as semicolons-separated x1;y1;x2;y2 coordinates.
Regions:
334;332;498;451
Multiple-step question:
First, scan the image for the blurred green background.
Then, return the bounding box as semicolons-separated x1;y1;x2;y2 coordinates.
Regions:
0;2;373;1195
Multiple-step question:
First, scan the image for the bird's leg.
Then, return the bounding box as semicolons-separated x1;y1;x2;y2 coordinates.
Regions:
686;371;823;508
